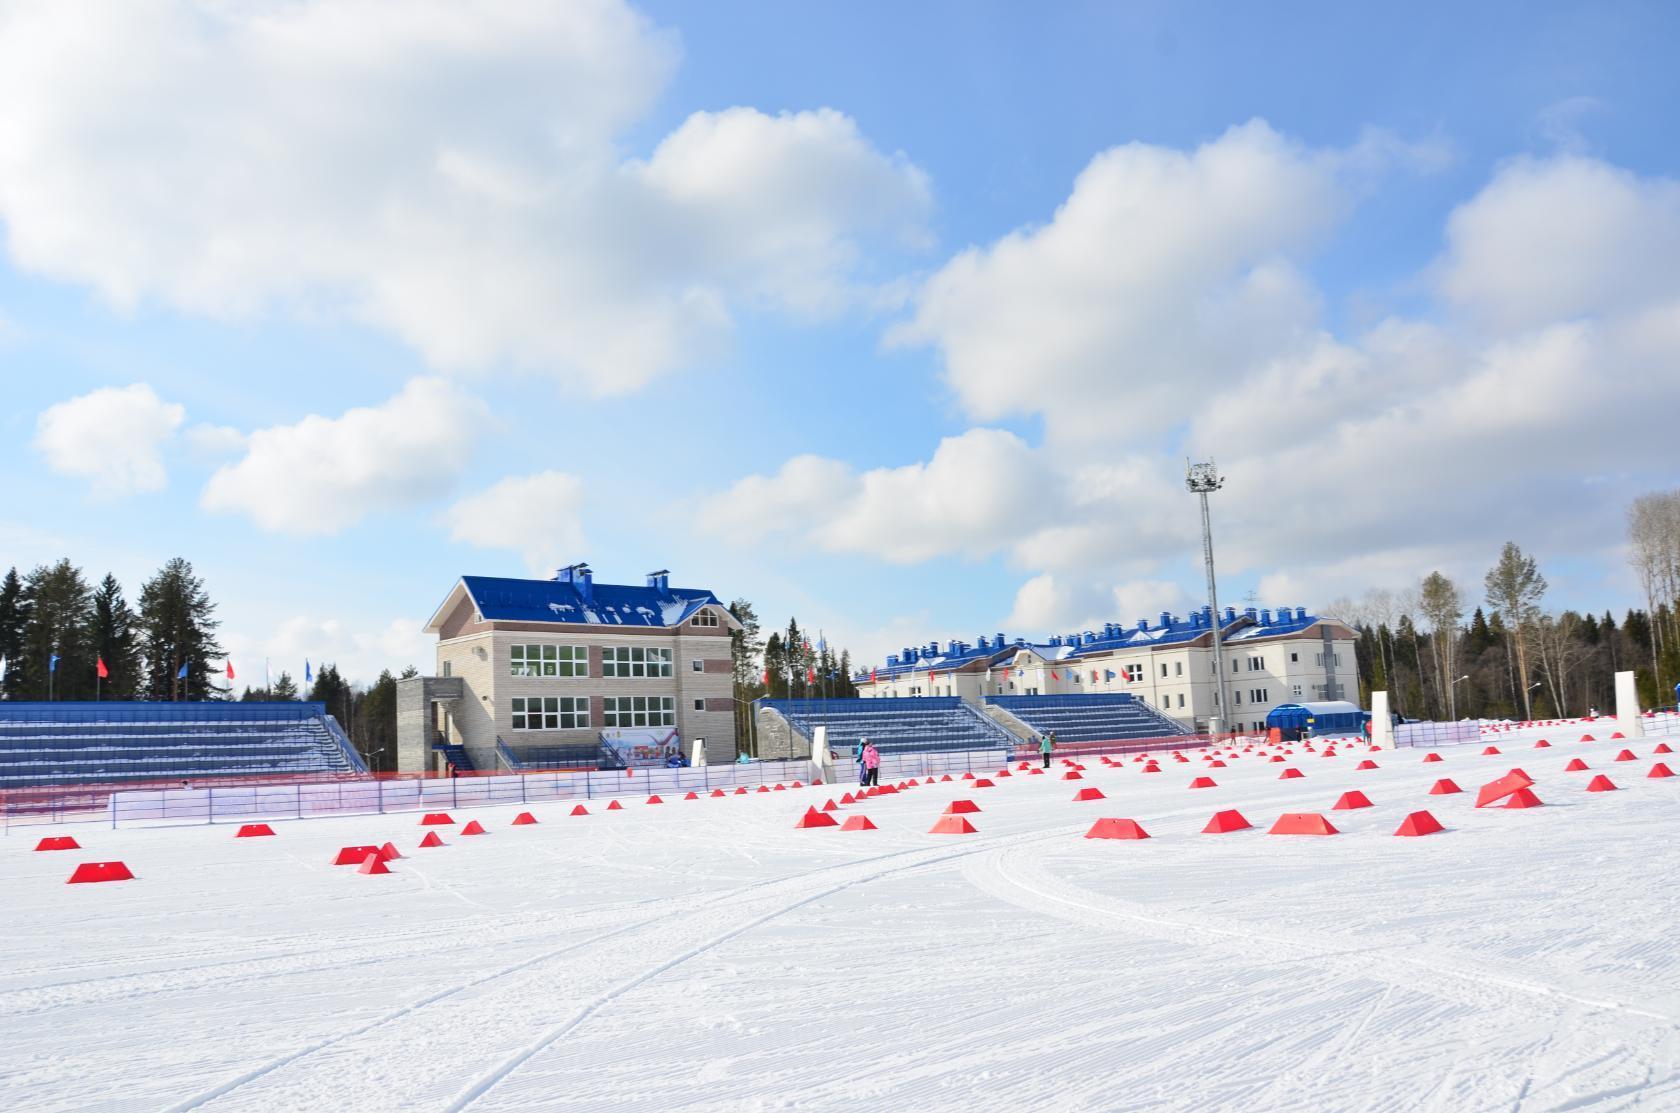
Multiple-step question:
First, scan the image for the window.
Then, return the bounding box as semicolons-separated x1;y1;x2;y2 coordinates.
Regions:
441;660;452;677
689;609;720;628
510;644;587;678
510;696;588;730
693;698;704;712
1160;662;1168;678
691;658;703;672
1292;684;1303;698
1248;656;1264;671
1176;693;1185;708
602;646;673;678
1123;663;1143;683
1234;690;1242;705
1290;652;1299;663
1175;661;1183;677
603;695;675;727
1314;652;1342;667
1249;688;1269;704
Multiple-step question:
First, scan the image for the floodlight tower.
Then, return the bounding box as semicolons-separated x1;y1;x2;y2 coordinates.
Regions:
1187;460;1230;736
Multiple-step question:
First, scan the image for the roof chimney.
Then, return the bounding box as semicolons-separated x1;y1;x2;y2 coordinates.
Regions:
645;569;670;592
556;562;594;603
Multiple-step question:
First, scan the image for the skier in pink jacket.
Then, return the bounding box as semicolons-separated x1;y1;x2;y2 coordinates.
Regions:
862;742;881;787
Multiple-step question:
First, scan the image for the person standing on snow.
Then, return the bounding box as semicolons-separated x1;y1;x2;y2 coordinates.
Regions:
1039;731;1054;769
862;741;881;787
854;736;869;785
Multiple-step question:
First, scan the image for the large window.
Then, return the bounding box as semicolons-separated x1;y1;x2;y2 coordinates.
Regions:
602;645;673;677
510;696;588;730
603;695;675;727
689;609;720;627
510;644;587;678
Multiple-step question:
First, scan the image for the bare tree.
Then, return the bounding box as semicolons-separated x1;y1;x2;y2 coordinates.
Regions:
1532;612;1587;716
1484;542;1547;720
1628;491;1680;686
1419;572;1465;720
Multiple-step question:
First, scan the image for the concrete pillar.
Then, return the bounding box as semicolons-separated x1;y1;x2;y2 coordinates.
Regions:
1614;670;1645;739
691;738;707;768
810;725;835;783
1371;691;1393;749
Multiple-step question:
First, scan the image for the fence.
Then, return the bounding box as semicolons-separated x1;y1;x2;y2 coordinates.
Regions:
1;758;819;831
1387;714;1680;749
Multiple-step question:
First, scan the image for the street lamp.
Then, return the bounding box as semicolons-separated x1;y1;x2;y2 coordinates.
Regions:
1187;460;1229;734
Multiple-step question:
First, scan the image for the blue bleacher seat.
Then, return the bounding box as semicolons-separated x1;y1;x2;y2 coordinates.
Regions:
762;698;1016;756
986;693;1188;745
0;701;367;789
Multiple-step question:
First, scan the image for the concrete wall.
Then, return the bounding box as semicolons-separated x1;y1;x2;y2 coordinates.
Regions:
395;675;464;773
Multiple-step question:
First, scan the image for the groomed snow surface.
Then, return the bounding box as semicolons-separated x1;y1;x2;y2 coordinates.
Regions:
5;725;1679;1112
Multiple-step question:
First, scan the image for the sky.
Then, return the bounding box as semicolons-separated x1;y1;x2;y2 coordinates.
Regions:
1;0;1678;685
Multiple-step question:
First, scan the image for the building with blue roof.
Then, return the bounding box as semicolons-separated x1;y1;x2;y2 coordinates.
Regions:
853;604;1358;734
397;564;741;773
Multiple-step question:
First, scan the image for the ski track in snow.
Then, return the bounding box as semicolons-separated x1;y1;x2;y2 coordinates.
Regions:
3;720;1679;1111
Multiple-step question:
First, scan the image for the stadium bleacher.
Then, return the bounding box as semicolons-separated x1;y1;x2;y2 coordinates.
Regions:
986;693;1188;744
761;697;1016;756
0;701;367;789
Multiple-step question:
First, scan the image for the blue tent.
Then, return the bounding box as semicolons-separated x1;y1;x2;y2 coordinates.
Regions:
1266;701;1369;736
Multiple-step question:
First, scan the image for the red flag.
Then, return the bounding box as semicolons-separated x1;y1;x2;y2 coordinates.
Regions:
226;660;236;680
761;668;770;686
807;667;816;684
96;657;109;679
869;668;877;683
1050;670;1060;680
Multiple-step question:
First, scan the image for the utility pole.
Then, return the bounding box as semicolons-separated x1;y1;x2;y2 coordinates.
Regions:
1187;460;1230;735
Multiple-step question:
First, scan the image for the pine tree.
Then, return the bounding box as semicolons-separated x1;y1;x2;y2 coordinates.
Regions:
0;567;28;699
308;663;354;731
20;559;96;700
137;558;224;700
271;671;300;700
1484;542;1547;720
90;574;141;700
354;669;398;771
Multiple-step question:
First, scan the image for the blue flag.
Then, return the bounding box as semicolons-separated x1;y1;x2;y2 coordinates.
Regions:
176;662;189;679
305;659;313;683
49;653;60;673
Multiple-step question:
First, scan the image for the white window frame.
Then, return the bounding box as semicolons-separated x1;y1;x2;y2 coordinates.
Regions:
689;609;720;628
601;645;673;678
510;643;587;678
603;695;676;728
510;695;588;730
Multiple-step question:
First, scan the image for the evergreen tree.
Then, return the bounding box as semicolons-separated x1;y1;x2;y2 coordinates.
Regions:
763;633;786;699
19;559;96;700
137;557;224;700
90;573;140;700
354;669;398;772
308;662;354;728
271;671;300;700
0;567;28;699
1484;542;1547;720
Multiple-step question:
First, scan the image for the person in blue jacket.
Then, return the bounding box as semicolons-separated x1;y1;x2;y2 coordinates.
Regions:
854;736;869;785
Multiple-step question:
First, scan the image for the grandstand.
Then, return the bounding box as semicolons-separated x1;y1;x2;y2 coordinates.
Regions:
0;701;367;790
986;693;1190;744
760;697;1017;757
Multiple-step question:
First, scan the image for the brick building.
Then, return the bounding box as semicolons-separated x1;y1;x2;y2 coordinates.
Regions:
397;564;740;773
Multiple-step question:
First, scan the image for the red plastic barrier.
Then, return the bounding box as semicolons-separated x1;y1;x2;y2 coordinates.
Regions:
67;861;134;884
235;824;275;838
35;836;81;851
333;845;381;865
1202;809;1251;833
1269;813;1338;835
1085;818;1149;840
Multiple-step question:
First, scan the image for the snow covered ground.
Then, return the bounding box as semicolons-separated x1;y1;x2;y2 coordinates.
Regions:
4;723;1678;1112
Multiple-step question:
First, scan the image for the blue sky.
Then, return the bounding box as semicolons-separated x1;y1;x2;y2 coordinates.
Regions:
2;0;1678;683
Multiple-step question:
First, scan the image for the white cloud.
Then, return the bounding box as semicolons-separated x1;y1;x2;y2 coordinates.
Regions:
34;383;185;495
445;471;587;574
0;1;931;392
225;614;432;690
717;135;1680;643
889;120;1348;442
701;429;1053;564
201;377;490;534
1437;155;1680;332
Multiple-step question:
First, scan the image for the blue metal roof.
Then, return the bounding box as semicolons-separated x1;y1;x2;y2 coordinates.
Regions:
457;575;724;628
856;606;1334;680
